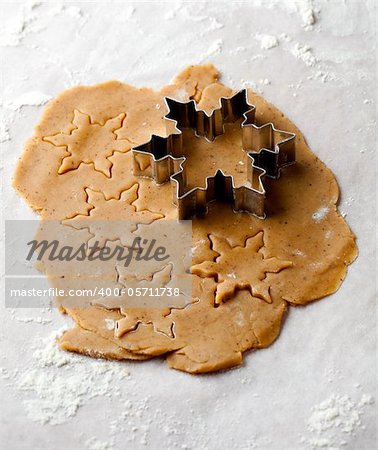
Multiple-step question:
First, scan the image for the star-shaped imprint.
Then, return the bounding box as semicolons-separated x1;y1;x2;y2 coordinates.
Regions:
43;110;133;177
94;265;176;338
65;184;163;247
191;232;292;305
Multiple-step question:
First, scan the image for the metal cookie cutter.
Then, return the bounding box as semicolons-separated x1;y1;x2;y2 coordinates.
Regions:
132;89;295;219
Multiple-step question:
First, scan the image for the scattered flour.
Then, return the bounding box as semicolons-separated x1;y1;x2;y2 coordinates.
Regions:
301;8;316;28
1;329;130;425
301;393;375;449
296;0;317;29
168;87;189;102
324;230;333;240
32;329;74;368
208;17;224;31
343;196;355;208
291;43;317;67
0;122;11;143
202;38;223;59
178;3;224;32
164;9;177;21
4;91;52;111
105;318;115;331
279;32;292;43
229;46;247;55
15;316;52;324
64;5;83;19
308;70;337;83
85;437;114;450
250;0;318;30
0;2;45;46
1;322;238;448
241;80;263;95
260;78;271;85
312;206;329;222
255;33;279;50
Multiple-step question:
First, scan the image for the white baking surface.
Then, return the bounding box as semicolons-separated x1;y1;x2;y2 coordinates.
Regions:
0;1;376;449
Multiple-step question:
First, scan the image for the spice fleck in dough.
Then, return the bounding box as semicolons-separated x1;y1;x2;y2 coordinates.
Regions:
13;64;357;374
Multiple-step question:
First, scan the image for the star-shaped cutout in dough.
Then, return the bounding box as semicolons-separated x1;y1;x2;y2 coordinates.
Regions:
94;265;175;338
191;232;292;305
43;109;133;177
65;184;163;247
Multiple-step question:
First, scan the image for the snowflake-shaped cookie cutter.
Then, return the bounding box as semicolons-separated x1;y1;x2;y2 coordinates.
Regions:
132;89;295;219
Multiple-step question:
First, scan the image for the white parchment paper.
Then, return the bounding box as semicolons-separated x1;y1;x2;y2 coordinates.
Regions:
0;1;376;449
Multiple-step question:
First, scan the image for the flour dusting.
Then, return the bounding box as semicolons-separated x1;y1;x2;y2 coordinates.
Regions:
296;0;317;29
291;43;317;67
308;70;337;84
255;33;279;50
2;330;130;425
205;39;223;58
5;91;52;111
15;316;52;324
85;437;114;450
0;122;11;143
0;2;45;46
105;318;115;331
301;393;375;449
312;206;329;222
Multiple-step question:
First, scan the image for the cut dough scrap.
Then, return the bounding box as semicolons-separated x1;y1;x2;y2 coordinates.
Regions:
13;64;357;374
59;325;150;361
160;63;220;102
196;83;234;114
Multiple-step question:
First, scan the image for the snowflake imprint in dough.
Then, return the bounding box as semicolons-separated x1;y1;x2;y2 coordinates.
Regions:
191;231;293;305
65;184;163;247
43;110;133;177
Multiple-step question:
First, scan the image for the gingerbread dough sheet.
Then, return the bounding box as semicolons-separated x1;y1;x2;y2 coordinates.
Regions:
13;64;357;374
